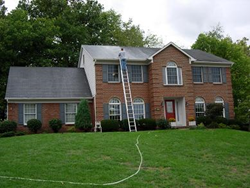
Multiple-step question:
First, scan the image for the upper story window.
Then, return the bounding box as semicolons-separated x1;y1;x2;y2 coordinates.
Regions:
215;97;225;117
212;67;222;83
133;98;145;120
108;65;120;82
131;65;143;82
65;103;78;124
109;98;121;120
192;67;203;83
195;97;205;118
164;62;182;85
24;104;37;125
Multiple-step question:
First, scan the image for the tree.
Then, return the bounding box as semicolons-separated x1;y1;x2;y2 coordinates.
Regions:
75;99;92;130
192;25;250;122
0;0;161;120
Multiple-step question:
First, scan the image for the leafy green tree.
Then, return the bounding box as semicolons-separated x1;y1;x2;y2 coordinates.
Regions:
0;0;161;120
75;99;92;130
192;25;250;122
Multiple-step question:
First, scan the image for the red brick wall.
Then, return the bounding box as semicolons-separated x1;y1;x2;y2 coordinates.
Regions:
149;45;195;121
193;67;234;119
95;45;234;122
7;101;95;132
95;64;149;121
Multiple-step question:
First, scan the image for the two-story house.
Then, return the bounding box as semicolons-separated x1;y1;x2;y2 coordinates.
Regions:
5;42;234;131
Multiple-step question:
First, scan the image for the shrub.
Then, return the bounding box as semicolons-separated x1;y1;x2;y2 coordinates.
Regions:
206;121;219;128
156;119;170;129
101;120;119;132
196;116;212;126
0;120;17;133
229;124;240;130
205;103;223;119
1;131;15;138
27;119;42;133
67;126;76;133
228;119;242;126
218;123;227;129
197;123;206;129
214;117;228;125
15;131;26;136
49;118;62;133
138;118;156;130
75;99;92;130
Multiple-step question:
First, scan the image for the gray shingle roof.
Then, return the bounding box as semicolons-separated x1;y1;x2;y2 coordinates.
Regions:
183;49;230;62
82;45;231;63
5;67;92;99
82;45;159;60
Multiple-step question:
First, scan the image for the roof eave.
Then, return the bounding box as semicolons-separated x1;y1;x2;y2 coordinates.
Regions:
192;61;234;66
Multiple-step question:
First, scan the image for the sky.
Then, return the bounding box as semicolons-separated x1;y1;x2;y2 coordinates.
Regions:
4;0;250;48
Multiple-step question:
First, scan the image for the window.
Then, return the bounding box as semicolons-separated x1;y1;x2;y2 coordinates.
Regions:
215;97;225;117
165;62;182;85
133;98;145;120
212;67;222;83
24;104;37;125
65;104;77;124
195;97;205;118
109;98;121;120
108;65;119;82
192;67;203;83
131;65;143;82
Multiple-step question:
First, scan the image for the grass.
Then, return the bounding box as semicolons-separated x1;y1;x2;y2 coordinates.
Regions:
0;129;249;187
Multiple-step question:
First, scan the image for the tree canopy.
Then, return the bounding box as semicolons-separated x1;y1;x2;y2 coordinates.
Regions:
192;25;250;123
0;0;162;120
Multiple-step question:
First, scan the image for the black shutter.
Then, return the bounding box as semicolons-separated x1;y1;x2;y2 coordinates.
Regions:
127;65;132;82
225;103;229;119
103;103;109;120
222;68;227;83
203;67;208;83
60;103;65;124
18;104;23;125
122;103;127;120
145;103;151;118
102;65;108;83
37;104;42;122
208;68;213;83
143;66;148;83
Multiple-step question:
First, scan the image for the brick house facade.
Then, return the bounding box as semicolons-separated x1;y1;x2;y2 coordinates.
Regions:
5;42;234;131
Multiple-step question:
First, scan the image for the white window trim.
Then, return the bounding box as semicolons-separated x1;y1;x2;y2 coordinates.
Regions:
212;68;222;84
23;104;37;126
215;97;225;118
65;103;78;124
131;65;143;83
195;98;206;117
109;98;122;120
133;98;145;119
193;67;203;83
164;65;183;86
107;65;120;83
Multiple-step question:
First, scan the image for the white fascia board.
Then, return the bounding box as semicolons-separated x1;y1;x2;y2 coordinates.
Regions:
77;45;84;68
6;97;94;103
94;59;150;65
148;42;196;62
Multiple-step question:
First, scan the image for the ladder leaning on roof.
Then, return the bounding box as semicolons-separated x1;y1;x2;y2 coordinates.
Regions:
119;58;137;132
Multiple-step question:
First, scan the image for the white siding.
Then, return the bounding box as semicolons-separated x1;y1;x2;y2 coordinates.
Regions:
80;47;96;96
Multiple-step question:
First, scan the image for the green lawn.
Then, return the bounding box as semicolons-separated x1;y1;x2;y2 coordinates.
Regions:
0;129;249;187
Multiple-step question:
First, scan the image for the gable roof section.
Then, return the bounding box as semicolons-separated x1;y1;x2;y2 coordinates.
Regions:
149;42;196;61
5;67;92;100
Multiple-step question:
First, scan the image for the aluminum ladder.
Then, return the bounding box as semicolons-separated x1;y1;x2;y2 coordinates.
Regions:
120;59;137;132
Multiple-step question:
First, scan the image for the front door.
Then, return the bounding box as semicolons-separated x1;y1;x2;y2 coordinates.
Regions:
165;100;175;120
